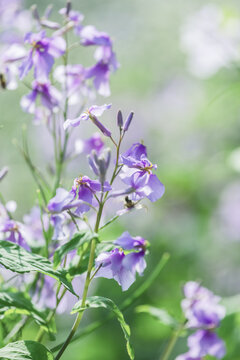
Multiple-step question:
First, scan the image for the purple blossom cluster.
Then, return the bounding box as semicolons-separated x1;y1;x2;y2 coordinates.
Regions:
176;282;226;360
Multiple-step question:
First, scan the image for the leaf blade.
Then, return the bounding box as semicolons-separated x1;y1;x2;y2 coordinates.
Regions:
0;340;53;360
72;296;134;360
0;241;75;295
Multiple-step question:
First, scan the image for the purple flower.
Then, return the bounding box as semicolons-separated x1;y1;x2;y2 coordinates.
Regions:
20;80;61;114
187;330;226;359
119;143;165;202
0;44;26;89
54;64;90;105
0;219;30;250
23;206;48;246
114;231;146;250
72;176;111;215
95;232;147;291
19;30;66;81
80;25;112;47
48;176;111;216
32;275;56;310
182;281;225;329
63;104;111;137
75;133;104;155
48;187;76;213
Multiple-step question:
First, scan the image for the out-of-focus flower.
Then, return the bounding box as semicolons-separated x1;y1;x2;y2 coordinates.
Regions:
95;232;147;291
119;143;165;202
177;282;226;360
182;281;225;329
23;206;48;246
53;64;90;105
0;44;26;89
63;104;111;137
20;80;61;114
75;133;104;155
80;25;118;96
180;4;240;78
19;30;66;81
87;148;111;185
0;219;30;250
187;330;226;359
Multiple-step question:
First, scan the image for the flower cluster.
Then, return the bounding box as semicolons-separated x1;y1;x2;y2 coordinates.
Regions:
176;282;226;360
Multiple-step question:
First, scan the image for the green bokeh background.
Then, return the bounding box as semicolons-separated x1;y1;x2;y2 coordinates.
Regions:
1;0;240;359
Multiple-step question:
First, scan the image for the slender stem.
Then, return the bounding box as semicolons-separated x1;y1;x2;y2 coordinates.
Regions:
55;201;103;360
160;322;185;360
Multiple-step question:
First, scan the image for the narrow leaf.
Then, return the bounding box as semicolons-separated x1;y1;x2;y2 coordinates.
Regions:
0;340;53;360
53;231;97;268
136;305;178;328
72;296;134;360
0;241;75;295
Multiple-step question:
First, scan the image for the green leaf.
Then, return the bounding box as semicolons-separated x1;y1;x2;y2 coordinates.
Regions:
0;341;53;359
135;305;178;328
68;241;114;277
222;294;240;316
53;231;97;268
0;291;48;330
0;241;75;295
72;296;134;360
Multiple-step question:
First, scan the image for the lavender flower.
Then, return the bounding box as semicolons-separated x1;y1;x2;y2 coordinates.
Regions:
23;206;48;246
63;104;111;137
177;282;226;360
119;143;165;202
19;30;66;81
182;281;225;329
95;232;147;291
20;80;61;114
80;26;112;47
54;64;90;105
0;219;30;250
75;133;104;155
187;330;226;359
0;44;26;89
48;176;111;216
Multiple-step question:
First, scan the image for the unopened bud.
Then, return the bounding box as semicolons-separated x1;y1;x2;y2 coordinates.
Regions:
0;167;8;182
66;1;72;16
104;148;111;169
117;110;123;129
44;5;53;19
123;111;134;132
90;115;112;138
31;5;40;22
87;155;99;176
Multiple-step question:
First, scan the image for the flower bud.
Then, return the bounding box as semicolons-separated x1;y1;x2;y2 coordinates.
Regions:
87;155;99;176
66;1;72;16
44;5;53;19
31;5;40;22
0;167;8;182
117;110;123;129
90;115;112;137
123;111;134;132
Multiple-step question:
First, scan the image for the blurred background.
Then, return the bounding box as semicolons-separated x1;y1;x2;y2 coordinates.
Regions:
1;0;240;359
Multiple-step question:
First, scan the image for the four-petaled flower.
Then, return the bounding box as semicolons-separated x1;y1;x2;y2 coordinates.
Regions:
19;30;66;82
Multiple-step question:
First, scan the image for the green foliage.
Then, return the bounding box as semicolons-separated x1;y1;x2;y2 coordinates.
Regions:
0;290;48;330
0;241;75;295
135;305;178;328
71;296;135;360
0;340;53;360
53;231;97;268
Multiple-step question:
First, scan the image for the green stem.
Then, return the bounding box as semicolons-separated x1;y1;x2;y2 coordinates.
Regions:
160;323;185;360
